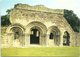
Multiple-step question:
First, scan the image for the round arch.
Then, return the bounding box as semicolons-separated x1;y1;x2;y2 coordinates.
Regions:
6;23;25;47
6;23;25;33
25;21;47;35
47;26;61;46
63;31;70;46
25;21;47;45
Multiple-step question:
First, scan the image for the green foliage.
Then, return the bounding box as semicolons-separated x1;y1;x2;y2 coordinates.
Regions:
1;9;12;26
1;15;11;26
6;9;11;15
64;9;80;32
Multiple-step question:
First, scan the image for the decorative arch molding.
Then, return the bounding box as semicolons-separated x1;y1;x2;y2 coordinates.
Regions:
25;21;47;35
25;21;47;45
47;26;61;46
6;23;25;34
47;26;61;34
63;31;70;46
6;23;25;47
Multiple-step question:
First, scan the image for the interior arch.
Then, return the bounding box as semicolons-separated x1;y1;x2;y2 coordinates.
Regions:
63;31;70;46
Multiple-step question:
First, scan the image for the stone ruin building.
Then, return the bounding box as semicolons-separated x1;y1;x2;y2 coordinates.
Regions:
1;4;80;48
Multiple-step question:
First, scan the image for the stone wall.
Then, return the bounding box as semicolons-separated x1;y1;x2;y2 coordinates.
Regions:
1;27;8;47
14;3;64;14
75;32;80;46
1;4;78;48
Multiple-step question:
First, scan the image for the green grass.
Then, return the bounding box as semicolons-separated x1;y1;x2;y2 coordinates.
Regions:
1;47;80;57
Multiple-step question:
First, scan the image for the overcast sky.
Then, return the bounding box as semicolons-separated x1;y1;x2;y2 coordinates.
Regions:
0;0;80;18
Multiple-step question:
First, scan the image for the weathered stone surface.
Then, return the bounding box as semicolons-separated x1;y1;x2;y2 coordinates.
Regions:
14;3;64;14
1;4;80;48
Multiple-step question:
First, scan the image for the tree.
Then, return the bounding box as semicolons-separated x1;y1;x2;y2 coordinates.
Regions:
6;9;13;16
1;15;11;26
1;9;12;26
64;9;80;32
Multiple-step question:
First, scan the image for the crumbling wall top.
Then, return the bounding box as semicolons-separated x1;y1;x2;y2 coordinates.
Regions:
14;3;64;14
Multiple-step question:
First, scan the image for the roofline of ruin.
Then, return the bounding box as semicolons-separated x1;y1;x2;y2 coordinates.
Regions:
14;3;64;14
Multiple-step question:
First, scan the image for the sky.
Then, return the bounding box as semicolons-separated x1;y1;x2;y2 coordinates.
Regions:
0;0;80;18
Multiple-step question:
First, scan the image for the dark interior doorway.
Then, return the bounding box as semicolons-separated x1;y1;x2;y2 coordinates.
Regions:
49;33;54;39
63;31;70;46
30;28;40;44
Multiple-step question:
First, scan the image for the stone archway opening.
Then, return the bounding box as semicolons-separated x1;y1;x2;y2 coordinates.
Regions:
49;33;54;39
10;27;25;46
6;24;25;47
63;31;70;46
10;27;24;40
26;21;47;46
49;30;60;46
30;28;40;44
11;27;23;40
48;26;60;46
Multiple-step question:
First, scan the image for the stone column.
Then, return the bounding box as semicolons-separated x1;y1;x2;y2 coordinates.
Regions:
7;33;14;47
25;33;30;47
40;35;43;45
60;32;63;47
20;34;25;47
2;34;9;48
46;34;49;47
40;34;46;46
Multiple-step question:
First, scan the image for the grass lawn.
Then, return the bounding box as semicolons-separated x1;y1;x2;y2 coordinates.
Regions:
1;47;80;57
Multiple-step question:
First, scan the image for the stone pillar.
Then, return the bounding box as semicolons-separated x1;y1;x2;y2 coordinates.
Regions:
40;35;43;45
40;34;46;46
25;33;30;47
44;34;47;46
7;33;14;47
46;34;49;47
2;34;8;48
46;34;55;47
60;32;63;47
20;34;25;47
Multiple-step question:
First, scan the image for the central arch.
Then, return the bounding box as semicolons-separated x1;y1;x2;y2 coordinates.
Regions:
25;21;47;45
30;27;40;44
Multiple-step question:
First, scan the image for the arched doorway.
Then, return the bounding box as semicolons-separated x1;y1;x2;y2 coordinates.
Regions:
63;31;70;46
11;27;23;40
48;26;60;46
49;30;60;46
6;24;25;47
25;21;47;45
49;33;54;39
30;28;40;44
